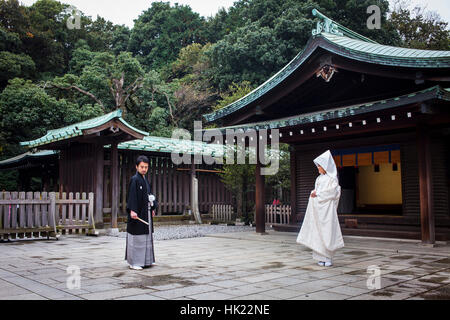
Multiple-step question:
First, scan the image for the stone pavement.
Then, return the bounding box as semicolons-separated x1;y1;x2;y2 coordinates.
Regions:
0;230;449;300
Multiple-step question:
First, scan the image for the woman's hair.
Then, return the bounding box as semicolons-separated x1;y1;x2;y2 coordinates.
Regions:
136;155;150;166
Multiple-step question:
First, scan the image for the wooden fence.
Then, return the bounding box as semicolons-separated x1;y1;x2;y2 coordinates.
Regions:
212;204;234;222
265;205;291;225
0;192;96;240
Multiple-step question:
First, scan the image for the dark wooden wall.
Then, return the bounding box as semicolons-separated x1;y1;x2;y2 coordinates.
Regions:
59;144;97;194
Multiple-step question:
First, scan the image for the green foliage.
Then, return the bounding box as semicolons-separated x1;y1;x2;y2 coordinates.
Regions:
208;0;319;91
214;81;254;111
0;169;18;191
389;2;450;50
218;161;256;223
0;26;21;51
128;1;208;70
265;143;291;196
0;78;102;157
0;51;36;86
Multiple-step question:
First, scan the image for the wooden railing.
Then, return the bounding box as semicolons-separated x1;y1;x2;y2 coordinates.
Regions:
211;204;234;222
265;205;291;225
0;192;96;241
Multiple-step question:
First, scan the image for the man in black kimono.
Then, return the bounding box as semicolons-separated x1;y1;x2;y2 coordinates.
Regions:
125;155;158;270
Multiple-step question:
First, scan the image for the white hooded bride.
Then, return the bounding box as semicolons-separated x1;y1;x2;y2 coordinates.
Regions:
296;150;344;267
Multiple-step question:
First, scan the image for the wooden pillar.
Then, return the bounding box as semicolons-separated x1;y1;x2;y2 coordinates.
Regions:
94;145;104;224
121;153;127;215
111;142;119;229
289;145;297;223
417;124;435;244
191;156;202;223
255;140;266;234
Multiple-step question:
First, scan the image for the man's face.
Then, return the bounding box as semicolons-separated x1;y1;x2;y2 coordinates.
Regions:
136;162;149;176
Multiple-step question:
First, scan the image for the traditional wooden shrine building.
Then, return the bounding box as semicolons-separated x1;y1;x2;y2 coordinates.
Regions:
1;110;232;228
203;9;450;243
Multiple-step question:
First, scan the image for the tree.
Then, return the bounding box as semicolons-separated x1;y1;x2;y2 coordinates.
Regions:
0;78;102;157
218;161;256;224
48;50;145;113
207;0;322;91
0;0;29;34
165;43;218;132
213;81;254;112
209;22;292;91
45;47;177;135
128;1;208;70
389;0;450;50
0;51;36;87
0;26;21;51
265;143;291;202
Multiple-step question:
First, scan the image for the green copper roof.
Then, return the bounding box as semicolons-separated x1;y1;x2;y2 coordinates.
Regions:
321;32;450;65
0;150;58;168
205;85;449;134
19;110;227;157
20;110;148;149
203;9;450;124
117;136;226;157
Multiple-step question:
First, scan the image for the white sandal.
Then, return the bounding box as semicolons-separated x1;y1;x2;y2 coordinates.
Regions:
129;265;143;270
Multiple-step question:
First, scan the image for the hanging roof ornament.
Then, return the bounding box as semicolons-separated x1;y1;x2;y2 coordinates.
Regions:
316;65;338;82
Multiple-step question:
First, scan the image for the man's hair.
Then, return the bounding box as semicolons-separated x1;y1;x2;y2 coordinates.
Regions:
136;155;150;166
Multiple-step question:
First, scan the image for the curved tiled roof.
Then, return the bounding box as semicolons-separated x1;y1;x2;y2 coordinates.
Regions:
19;110;227;157
203;9;450;124
20;110;148;149
321;32;450;66
117;136;227;157
0;150;58;168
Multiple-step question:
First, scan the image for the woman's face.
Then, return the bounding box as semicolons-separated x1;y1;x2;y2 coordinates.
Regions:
317;165;326;175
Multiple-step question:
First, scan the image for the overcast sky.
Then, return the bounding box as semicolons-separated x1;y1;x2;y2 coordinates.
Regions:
19;0;450;28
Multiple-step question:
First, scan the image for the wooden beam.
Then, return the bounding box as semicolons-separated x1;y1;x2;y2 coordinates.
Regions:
279;109;421;144
417;123;435;244
82;120;145;140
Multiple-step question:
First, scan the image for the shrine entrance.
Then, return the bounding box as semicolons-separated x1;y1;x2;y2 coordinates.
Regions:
333;145;403;216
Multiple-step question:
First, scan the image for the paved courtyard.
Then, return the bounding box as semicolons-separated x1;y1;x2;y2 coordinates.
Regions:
0;230;450;300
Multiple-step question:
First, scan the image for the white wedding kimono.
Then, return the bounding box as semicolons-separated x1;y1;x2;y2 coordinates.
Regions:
296;150;344;263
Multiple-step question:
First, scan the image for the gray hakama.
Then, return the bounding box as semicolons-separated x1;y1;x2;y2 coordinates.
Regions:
125;207;155;267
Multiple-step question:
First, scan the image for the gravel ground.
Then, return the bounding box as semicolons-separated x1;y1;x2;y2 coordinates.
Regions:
112;224;257;241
